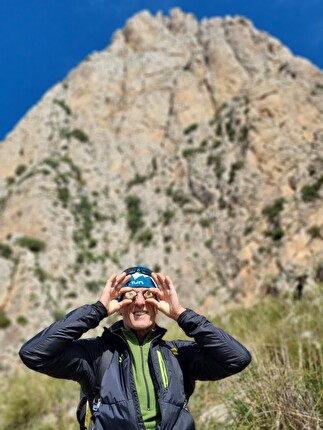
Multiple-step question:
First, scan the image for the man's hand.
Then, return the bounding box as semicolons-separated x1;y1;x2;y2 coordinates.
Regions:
99;273;131;315
148;273;186;320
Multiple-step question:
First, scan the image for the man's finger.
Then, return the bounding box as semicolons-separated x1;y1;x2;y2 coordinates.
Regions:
153;273;167;290
115;273;131;290
105;274;117;288
119;298;132;308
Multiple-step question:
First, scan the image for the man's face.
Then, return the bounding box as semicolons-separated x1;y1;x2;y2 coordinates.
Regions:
120;288;157;339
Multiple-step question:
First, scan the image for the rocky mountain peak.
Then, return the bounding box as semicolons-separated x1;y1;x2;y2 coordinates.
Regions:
0;9;322;371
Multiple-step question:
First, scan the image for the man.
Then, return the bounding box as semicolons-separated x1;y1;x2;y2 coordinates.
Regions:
19;266;251;429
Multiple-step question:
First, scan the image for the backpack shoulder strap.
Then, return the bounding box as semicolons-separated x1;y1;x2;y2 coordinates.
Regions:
78;349;114;430
94;348;114;396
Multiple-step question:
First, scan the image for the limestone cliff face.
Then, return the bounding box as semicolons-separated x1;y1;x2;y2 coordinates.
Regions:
0;9;322;371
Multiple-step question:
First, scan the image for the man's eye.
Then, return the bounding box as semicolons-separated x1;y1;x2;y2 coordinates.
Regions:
143;290;154;299
124;291;137;300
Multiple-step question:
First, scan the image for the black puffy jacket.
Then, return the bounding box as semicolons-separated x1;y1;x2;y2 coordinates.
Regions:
19;302;251;429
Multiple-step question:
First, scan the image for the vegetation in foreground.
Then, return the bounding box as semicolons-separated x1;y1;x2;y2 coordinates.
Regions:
0;284;321;430
188;284;322;429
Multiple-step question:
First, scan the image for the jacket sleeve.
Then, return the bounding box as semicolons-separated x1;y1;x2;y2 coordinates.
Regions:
19;301;108;389
176;309;251;381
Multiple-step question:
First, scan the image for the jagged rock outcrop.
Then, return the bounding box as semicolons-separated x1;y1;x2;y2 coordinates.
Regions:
0;9;323;371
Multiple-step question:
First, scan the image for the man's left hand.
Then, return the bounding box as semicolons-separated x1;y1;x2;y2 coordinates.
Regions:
147;273;186;320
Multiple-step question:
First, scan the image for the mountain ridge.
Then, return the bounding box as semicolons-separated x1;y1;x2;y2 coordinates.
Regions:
0;8;322;372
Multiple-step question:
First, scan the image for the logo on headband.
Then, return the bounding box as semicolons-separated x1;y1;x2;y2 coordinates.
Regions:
130;280;144;286
125;272;155;289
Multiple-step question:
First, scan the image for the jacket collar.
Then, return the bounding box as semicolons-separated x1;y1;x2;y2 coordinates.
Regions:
104;320;167;342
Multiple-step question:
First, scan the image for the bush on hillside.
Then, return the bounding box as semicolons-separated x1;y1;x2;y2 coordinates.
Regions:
17;236;46;253
0;308;11;328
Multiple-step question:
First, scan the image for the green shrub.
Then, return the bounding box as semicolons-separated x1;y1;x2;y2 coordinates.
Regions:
74;195;94;240
212;139;221;149
65;291;77;299
6;176;15;185
209;104;227;127
204;239;213;249
15;164;27;176
229;160;244;183
62;157;83;183
0;308;11;328
162;209;175;225
244;225;253;236
171;190;190;207
199;218;212;228
0;197;7;213
164;245;172;254
17;315;28;326
58;186;70;206
68;129;89;142
218;196;227;209
125;195;145;235
53;99;72;115
43;158;60;169
17;236;46;253
301;174;323;202
270;225;284;241
127;174;149;189
183;123;198;135
238;126;249;141
225;118;235;141
301;184;320;201
307;225;321;239
207;155;225;179
137;228;153;246
88;238;97;248
314;261;323;282
215;122;222;136
183;207;204;215
182;147;206;158
34;266;48;282
262;198;285;222
0;242;13;259
93;211;108;222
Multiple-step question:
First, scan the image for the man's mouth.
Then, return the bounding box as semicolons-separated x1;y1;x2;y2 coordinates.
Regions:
133;311;147;317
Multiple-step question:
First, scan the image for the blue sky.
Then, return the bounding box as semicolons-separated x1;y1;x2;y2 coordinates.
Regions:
0;0;322;141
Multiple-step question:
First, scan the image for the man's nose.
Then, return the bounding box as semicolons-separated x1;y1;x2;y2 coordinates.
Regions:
134;292;146;305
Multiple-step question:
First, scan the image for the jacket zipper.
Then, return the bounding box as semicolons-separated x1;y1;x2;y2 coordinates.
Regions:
140;344;151;411
114;333;144;428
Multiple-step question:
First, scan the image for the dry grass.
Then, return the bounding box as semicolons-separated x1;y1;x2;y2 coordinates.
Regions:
190;284;323;429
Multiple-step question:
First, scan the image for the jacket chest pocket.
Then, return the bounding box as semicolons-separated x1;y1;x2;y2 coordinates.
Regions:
156;350;169;388
153;348;186;402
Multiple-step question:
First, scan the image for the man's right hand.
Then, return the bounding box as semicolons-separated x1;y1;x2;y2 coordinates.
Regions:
99;272;131;315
